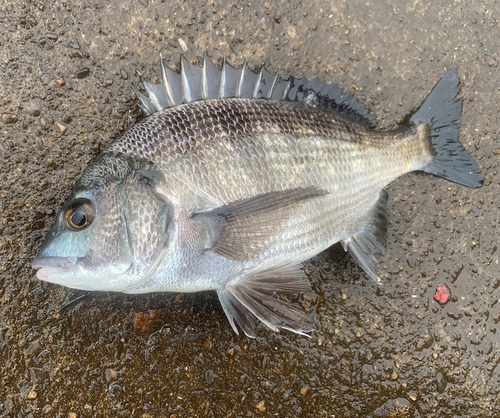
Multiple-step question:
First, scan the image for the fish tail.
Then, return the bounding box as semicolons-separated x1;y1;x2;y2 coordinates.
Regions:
409;69;483;188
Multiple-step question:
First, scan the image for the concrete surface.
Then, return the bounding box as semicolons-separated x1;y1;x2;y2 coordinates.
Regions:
0;0;499;417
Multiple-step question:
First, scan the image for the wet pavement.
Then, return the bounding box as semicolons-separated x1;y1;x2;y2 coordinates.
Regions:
0;0;499;417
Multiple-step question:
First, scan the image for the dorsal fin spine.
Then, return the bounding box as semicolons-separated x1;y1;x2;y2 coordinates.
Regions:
132;84;154;115
268;73;279;100
219;57;228;99
235;59;247;99
140;75;161;111
281;80;291;100
180;55;190;103
201;53;209;100
252;67;263;99
161;57;179;107
135;53;377;126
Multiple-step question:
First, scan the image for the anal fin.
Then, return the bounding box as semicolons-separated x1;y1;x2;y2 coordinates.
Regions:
341;191;389;283
217;263;315;338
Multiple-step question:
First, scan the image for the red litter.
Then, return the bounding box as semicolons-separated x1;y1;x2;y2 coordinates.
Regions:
434;283;451;305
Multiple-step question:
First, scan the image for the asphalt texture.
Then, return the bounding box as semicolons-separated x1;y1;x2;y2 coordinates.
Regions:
0;1;499;417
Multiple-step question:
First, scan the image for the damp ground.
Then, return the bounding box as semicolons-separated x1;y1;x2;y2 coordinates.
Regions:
0;0;499;417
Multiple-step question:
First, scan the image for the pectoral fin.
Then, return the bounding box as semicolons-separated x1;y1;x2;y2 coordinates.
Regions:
193;187;327;262
341;191;388;283
217;263;315;338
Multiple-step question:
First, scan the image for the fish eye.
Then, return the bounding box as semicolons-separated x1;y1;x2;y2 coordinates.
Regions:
64;199;94;231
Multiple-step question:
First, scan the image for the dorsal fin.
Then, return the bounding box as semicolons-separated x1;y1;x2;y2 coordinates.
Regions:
132;52;376;126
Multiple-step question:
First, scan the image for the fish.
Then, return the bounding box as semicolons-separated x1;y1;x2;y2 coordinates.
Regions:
31;53;483;337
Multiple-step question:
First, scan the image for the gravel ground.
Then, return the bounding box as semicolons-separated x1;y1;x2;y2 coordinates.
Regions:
0;0;499;417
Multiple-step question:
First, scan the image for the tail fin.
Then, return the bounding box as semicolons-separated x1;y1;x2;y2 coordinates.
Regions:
410;69;483;188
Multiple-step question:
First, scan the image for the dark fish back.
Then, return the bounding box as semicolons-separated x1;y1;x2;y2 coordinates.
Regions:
105;98;381;166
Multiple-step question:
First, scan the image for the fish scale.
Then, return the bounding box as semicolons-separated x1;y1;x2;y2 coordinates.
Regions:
32;55;482;338
107;99;372;167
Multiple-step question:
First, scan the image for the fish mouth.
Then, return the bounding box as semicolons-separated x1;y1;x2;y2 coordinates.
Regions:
31;256;78;281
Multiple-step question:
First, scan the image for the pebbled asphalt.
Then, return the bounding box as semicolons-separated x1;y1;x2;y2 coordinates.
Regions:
0;0;499;417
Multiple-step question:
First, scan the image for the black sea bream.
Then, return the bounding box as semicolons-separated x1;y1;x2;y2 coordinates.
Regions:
31;54;483;337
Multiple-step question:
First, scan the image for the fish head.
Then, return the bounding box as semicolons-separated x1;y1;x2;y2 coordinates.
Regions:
32;155;171;292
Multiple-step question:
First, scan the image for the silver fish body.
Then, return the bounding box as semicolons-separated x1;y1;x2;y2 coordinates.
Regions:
32;56;483;337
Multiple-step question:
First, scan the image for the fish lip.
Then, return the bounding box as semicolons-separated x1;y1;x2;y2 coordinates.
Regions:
31;255;78;270
31;256;79;282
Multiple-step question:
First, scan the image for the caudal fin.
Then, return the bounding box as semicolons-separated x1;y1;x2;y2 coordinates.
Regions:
410;69;483;188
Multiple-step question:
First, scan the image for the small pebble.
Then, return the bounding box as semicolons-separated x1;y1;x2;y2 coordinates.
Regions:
43;405;53;413
41;73;50;85
391;371;398;380
105;368;118;382
56;122;68;135
178;38;188;52
435;372;447;393
227;347;234;356
300;387;309;396
45;32;58;41
70;50;83;58
341;293;347;300
56;78;66;86
256;401;266;412
120;69;128;80
134;309;165;333
109;384;122;396
434;283;451;305
68;413;77;418
202;340;212;350
68;42;80;49
261;380;274;390
261;355;269;368
25;99;42;116
1;113;17;124
205;369;215;384
66;167;78;179
76;67;90;79
0;140;7;159
27;390;37;399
